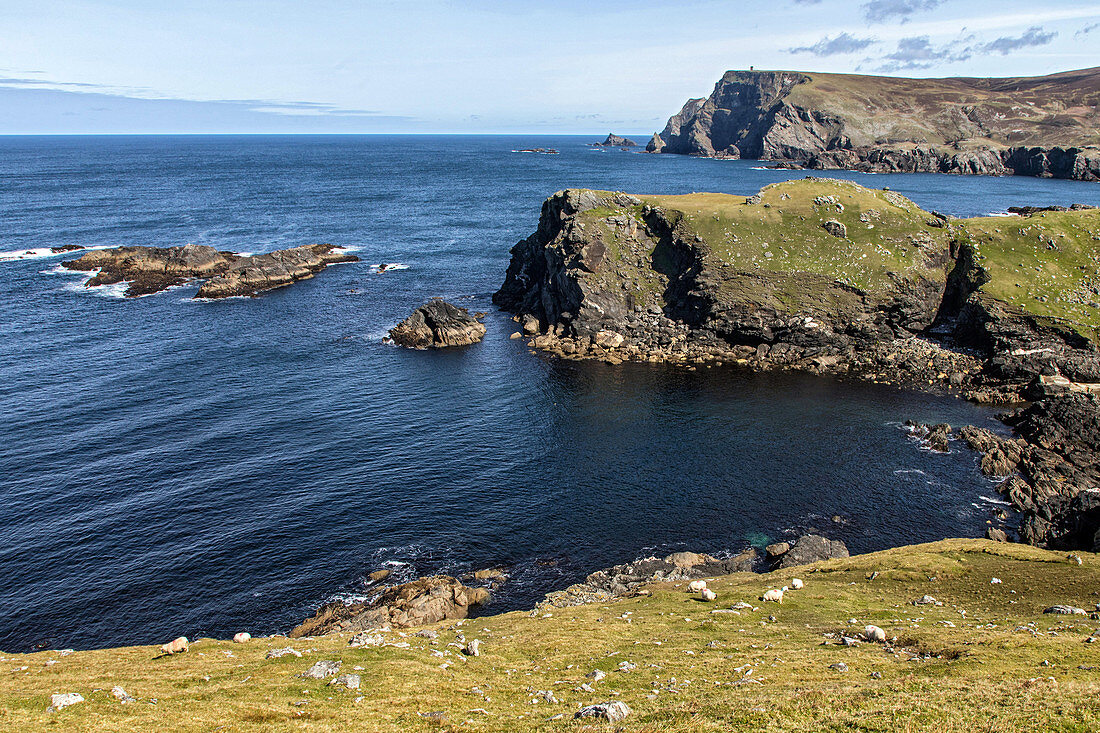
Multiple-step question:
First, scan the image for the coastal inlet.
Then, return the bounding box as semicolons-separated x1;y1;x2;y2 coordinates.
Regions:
1;135;1096;651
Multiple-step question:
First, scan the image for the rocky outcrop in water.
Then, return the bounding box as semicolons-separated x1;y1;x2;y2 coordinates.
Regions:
388;298;486;348
593;134;637;148
62;243;357;298
194;244;357;299
290;575;491;637
646;68;1100;181
63;244;235;297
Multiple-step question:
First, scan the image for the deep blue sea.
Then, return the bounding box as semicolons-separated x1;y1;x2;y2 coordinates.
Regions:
2;135;1099;652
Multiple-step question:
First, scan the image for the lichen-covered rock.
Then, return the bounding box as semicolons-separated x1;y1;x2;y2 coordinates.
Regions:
777;534;849;568
387;298;486;349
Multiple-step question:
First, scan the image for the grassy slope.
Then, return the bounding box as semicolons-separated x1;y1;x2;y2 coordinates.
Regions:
776;67;1100;148
2;540;1097;732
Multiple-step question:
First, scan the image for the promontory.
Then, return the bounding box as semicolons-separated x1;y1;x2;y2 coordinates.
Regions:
646;67;1100;180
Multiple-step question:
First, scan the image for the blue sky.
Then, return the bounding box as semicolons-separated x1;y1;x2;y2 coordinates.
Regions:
1;0;1098;134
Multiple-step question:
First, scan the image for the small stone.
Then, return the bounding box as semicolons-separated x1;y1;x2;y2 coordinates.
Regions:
330;674;361;690
870;671;882;679
575;701;632;723
266;647;302;659
369;569;392;583
463;639;481;657
991;577;1002;584
349;632;385;648
829;662;849;673
47;693;84;712
300;660;341;679
110;686;134;704
586;669;606;682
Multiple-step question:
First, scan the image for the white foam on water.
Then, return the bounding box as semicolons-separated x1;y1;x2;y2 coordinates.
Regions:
986;211;1018;217
370;263;410;273
894;469;927;475
0;244;112;263
979;495;1012;506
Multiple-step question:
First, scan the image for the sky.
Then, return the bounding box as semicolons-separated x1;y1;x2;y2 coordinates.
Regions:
1;0;1098;134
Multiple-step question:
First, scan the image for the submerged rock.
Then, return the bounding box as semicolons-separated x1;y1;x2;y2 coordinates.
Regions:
387;298;486;348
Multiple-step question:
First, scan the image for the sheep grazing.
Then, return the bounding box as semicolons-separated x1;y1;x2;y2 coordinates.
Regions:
160;636;189;655
789;578;804;590
688;580;708;593
864;625;887;643
761;587;787;604
233;632;251;643
700;588;717;602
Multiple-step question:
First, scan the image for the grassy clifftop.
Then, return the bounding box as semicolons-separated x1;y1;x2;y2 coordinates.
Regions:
1;540;1096;731
574;179;1100;342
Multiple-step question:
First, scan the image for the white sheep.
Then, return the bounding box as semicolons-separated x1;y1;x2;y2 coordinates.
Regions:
789;578;804;590
700;588;717;602
688;580;708;592
761;586;787;604
864;625;886;643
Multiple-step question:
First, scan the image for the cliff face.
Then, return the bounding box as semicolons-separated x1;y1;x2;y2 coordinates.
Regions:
647;68;1100;181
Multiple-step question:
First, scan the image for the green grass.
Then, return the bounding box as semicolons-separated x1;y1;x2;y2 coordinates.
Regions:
958;210;1100;341
2;540;1097;731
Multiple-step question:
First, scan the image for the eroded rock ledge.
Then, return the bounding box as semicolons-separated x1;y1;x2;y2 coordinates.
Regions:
61;243;357;298
387;298;487;348
494;180;1100;551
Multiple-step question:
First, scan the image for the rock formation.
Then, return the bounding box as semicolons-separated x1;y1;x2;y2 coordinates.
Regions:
646;67;1100;181
387;298;486;348
593;133;637;147
289;575;490;637
61;243;357;298
194;244;357;299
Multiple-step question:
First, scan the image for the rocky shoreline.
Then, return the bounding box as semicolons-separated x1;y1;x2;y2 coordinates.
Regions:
492;180;1100;553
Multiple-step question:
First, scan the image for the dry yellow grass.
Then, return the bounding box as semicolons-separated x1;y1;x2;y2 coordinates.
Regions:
1;539;1098;731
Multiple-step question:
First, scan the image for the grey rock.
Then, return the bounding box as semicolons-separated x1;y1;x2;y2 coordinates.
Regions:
300;660;341;679
47;693;84;712
575;701;632;723
777;534;849;568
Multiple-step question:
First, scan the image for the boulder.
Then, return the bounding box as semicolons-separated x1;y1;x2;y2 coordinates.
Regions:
300;660;341;679
765;542;790;557
575;701;632;723
388;298;486;349
822;219;847;238
777;534;849;568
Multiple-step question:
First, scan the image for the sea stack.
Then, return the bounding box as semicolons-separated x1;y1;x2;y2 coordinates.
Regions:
387;298;486;348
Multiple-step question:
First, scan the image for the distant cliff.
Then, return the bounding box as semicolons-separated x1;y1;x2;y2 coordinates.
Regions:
646;68;1100;181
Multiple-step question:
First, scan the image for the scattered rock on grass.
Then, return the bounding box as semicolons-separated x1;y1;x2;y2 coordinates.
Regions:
1044;605;1088;616
575;701;632;723
110;686;134;704
266;647;302;659
463;639;481;657
47;693;84;712
330;674;361;690
301;660;341;679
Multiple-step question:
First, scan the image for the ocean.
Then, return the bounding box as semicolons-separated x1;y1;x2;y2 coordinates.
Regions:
2;135;1098;652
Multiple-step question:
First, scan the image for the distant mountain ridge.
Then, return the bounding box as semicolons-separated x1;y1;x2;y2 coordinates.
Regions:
646;68;1100;180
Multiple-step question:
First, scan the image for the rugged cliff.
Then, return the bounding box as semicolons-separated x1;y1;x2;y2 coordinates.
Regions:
646;68;1100;180
494;178;1100;551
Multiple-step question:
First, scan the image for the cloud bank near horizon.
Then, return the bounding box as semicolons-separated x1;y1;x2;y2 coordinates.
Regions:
0;0;1096;134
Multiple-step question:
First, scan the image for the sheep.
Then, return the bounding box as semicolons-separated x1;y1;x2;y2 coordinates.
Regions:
160;636;189;655
863;625;886;643
688;580;708;593
233;632;251;644
700;588;717;602
789;578;804;590
761;586;787;604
